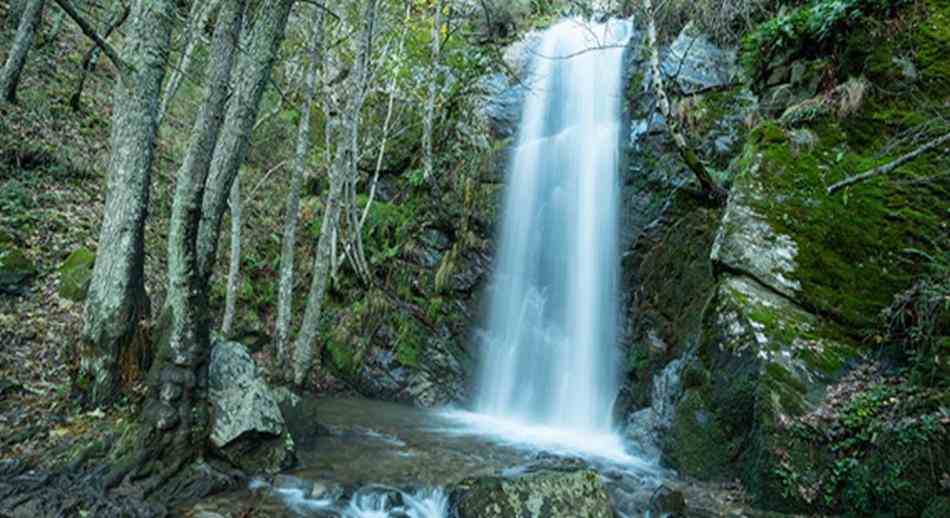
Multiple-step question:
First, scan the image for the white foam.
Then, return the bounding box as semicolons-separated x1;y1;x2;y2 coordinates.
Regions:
439;409;657;472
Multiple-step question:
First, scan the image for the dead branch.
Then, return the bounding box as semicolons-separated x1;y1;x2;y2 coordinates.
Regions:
53;0;128;79
827;132;950;194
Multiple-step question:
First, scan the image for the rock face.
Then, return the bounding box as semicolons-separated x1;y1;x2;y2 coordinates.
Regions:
658;2;950;512
208;340;294;473
454;469;613;518
661;23;738;94
58;247;95;301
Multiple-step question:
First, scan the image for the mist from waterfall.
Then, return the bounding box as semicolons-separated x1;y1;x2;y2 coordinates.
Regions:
474;18;632;436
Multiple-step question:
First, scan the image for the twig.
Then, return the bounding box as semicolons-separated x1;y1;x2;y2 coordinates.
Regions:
827;132;950;194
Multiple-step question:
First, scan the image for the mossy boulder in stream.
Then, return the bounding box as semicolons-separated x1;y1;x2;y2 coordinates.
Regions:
454;468;612;518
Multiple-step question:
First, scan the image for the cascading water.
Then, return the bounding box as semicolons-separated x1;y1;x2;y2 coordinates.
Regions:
469;18;633;449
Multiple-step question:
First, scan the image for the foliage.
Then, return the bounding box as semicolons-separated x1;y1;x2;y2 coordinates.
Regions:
881;251;950;386
772;366;948;515
742;0;907;79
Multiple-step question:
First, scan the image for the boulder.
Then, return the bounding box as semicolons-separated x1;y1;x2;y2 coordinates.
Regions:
661;23;738;94
58;247;95;301
454;468;612;518
208;340;294;474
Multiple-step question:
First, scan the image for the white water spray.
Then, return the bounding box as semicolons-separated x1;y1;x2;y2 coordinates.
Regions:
473;19;632;438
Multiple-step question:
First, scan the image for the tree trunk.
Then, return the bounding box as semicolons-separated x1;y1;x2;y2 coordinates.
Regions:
75;0;174;407
196;0;294;285
0;0;44;103
422;0;443;182
144;0;244;461
274;6;325;376
69;0;129;111
220;175;241;336
644;0;727;203
292;0;378;385
291;152;345;386
156;0;222;127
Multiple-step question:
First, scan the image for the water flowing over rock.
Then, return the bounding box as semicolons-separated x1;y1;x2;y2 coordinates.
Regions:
623;358;682;459
474;18;632;434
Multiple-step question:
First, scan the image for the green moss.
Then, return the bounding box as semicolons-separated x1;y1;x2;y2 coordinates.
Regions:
743;107;949;326
58;247;95;301
668;390;731;479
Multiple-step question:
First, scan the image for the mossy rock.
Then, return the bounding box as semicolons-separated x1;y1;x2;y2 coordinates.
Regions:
58;247;95;301
454;468;612;518
0;240;36;293
667;389;730;479
679;276;858;509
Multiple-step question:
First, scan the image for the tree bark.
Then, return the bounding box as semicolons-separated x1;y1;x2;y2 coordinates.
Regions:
0;0;44;103
644;0;727;203
76;0;174;407
422;0;443;182
196;0;294;286
156;0;223;127
221;175;241;336
145;0;244;460
291;152;344;385
274;6;325;377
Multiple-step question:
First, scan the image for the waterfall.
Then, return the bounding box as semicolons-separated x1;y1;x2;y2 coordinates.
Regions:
475;19;632;435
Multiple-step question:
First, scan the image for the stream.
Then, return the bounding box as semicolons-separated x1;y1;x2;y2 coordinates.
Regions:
187;397;676;517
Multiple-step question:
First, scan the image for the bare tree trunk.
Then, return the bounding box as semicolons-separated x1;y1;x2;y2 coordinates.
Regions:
221;175;241;336
274;6;325;376
196;0;294;285
145;0;244;461
69;0;129;111
292;0;378;386
644;0;727;202
76;0;174;407
359;2;410;232
156;0;222;127
0;0;45;103
422;0;444;182
291;152;345;386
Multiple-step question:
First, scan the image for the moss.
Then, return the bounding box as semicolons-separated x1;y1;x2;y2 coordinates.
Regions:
668;390;731;479
58;247;95;301
742;105;949;327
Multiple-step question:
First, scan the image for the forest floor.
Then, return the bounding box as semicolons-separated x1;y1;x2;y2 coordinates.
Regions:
0;5;127;471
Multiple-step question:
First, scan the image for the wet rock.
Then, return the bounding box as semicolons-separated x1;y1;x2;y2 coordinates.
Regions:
209;340;294;473
58;247;95;301
650;485;687;516
454;468;612;518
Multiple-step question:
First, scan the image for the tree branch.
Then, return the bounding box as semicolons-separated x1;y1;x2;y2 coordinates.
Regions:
827;132;950;194
53;0;129;78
